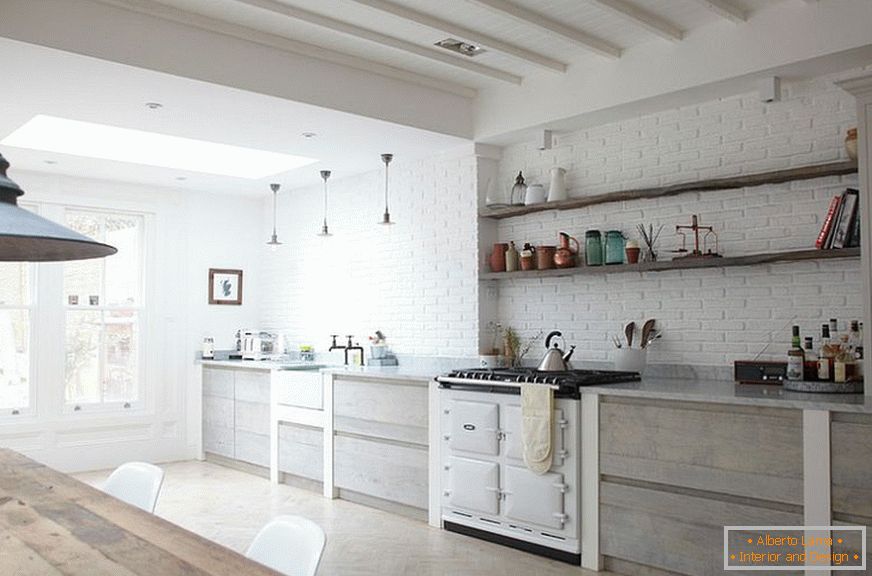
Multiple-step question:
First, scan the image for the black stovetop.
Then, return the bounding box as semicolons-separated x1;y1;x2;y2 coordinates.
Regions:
437;367;640;398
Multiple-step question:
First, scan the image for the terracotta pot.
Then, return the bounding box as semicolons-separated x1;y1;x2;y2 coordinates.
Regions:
846;128;858;161
554;232;579;268
626;246;641;264
536;246;556;270
489;243;508;272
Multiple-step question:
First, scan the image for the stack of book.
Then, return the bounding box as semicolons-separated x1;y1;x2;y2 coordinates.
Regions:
817;188;861;249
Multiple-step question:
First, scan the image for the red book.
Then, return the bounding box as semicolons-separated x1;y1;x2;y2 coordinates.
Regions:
817;194;843;249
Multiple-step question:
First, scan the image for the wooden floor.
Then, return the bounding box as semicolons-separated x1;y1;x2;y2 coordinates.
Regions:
77;461;614;576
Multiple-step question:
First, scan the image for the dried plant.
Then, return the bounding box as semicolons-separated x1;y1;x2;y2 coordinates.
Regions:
637;223;664;262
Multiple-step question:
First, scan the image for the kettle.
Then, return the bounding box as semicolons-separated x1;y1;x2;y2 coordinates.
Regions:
537;330;575;372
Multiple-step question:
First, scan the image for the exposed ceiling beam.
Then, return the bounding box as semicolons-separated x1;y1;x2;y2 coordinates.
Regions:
230;0;522;84
96;0;477;98
689;0;747;23
588;0;683;42
349;0;566;73
466;0;622;59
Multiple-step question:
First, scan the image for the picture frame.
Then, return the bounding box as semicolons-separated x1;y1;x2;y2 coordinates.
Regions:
208;268;243;305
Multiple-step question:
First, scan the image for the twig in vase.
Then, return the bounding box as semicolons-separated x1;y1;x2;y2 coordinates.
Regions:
637;223;664;261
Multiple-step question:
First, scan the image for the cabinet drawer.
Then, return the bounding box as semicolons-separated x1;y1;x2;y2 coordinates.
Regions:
334;378;427;428
203;424;234;458
279;423;323;481
334;434;428;509
832;413;872;520
234;370;271;403
203;396;233;428
203;367;234;398
235;430;269;467
275;371;323;410
235;400;269;435
600;398;803;505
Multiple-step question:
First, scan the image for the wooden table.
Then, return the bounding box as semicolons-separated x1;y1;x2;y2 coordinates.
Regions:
0;448;280;575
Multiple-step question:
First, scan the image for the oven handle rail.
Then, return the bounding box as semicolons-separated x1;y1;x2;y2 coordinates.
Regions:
436;376;561;390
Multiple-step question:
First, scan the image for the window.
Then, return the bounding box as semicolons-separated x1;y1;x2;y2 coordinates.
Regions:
0;261;32;414
64;210;144;409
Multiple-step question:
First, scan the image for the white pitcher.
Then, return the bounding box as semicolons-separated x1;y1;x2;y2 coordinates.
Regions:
547;167;567;202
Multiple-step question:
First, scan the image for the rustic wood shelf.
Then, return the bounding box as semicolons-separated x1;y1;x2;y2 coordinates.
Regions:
479;247;861;280
479;160;858;220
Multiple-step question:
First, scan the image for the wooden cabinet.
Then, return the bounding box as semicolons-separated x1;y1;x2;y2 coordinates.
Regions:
279;423;323;481
332;376;429;514
202;366;270;466
599;396;804;576
832;412;872;575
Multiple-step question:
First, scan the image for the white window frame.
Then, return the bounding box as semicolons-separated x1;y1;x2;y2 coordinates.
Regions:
0;240;38;419
61;207;149;415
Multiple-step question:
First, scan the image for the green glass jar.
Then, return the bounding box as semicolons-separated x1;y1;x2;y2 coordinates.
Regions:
605;230;625;265
585;230;603;266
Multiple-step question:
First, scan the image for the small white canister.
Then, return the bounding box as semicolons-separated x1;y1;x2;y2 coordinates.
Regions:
613;347;647;373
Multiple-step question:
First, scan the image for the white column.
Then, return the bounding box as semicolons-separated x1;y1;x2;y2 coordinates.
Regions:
837;73;872;397
428;380;442;528
581;393;602;571
803;409;832;576
322;373;337;498
269;369;279;484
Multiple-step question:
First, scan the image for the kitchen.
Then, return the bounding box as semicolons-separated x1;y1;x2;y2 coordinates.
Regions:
1;1;872;575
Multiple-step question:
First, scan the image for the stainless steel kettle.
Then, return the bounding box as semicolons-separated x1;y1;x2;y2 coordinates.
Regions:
537;330;575;372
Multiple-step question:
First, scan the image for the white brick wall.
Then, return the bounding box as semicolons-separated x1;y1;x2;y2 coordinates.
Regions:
493;73;862;366
259;152;480;357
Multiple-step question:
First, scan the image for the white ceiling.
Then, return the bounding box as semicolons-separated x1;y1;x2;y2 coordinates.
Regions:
0;37;468;195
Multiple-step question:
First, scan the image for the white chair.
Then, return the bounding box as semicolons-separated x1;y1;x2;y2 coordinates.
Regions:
246;515;326;576
101;462;164;513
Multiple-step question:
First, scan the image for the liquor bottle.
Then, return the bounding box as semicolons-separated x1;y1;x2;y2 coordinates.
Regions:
848;320;861;352
818;324;834;381
803;337;818;381
830;318;839;341
787;326;804;381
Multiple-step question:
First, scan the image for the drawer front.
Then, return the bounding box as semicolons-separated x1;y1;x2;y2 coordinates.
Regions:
203;414;234;458
235;400;269;435
334;434;428;509
279;423;323;481
203;395;233;429
275;371;323;410
504;465;564;529
448;400;499;455
234;370;271;403
234;430;269;467
832;413;872;519
334;378;427;428
600;398;803;505
203;367;234;399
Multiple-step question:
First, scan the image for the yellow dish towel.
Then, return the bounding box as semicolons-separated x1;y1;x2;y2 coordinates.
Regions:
521;383;553;475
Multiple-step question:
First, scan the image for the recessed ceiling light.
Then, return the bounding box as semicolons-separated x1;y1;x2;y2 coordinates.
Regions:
175;176;187;181
302;132;317;139
435;38;486;57
44;160;57;165
145;102;163;110
2;115;319;179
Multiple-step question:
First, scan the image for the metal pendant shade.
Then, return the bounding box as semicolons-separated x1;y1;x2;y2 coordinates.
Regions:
0;154;116;261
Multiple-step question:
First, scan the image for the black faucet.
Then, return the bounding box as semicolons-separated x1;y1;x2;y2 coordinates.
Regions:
329;335;365;366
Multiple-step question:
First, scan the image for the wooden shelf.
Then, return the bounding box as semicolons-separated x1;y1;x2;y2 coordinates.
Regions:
479;248;861;280
479;160;858;220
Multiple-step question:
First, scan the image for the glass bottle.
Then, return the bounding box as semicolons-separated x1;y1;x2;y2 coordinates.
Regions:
585;231;603;266
803;337;818;381
605;230;625;265
818;324;834;381
787;326;804;381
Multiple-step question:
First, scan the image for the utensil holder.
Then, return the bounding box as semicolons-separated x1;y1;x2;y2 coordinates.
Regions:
613;348;647;373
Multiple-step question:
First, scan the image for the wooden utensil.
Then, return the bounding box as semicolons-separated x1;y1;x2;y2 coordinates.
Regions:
641;319;656;348
624;322;635;348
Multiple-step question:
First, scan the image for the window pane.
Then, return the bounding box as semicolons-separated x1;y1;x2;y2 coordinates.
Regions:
0;309;29;410
64;212;102;305
0;263;29;306
104;215;142;306
104;310;138;403
65;310;101;405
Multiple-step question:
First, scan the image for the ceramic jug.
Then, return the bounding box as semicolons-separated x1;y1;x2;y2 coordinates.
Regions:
547;167;567;202
489;243;508;272
554;232;580;268
505;241;520;272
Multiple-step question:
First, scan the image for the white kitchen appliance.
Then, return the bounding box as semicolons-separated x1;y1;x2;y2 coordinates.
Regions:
435;367;640;565
241;329;278;360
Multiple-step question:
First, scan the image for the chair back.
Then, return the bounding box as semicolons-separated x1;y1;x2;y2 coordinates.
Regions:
246;515;326;576
102;462;164;513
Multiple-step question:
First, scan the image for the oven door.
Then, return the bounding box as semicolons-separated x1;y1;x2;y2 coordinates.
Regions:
448;400;499;455
447;457;500;514
503;465;566;529
502;405;565;464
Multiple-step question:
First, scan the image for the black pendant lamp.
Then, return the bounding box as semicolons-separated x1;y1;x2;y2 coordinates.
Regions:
0;154;116;261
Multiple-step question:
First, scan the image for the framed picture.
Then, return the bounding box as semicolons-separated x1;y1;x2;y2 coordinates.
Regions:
208;268;243;305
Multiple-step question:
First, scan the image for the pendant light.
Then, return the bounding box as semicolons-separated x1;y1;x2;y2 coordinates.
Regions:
318;170;332;237
266;183;282;250
0;153;116;261
379;153;394;225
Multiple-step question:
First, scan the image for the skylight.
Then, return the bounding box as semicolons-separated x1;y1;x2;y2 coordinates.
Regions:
1;115;318;179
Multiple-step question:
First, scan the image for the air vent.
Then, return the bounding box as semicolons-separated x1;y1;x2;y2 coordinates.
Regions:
435;38;486;57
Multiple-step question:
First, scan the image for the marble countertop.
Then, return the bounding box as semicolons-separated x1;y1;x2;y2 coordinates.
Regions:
198;359;324;371
322;364;437;382
580;377;872;413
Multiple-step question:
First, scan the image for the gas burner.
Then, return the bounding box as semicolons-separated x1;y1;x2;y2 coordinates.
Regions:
437;367;640;399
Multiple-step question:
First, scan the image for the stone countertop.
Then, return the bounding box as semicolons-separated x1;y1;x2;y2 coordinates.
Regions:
582;377;872;413
322;365;438;383
198;359;324;371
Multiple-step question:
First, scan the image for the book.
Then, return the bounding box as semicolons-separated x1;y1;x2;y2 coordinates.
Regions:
817;194;842;249
848;208;861;248
832;189;859;249
826;192;846;249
